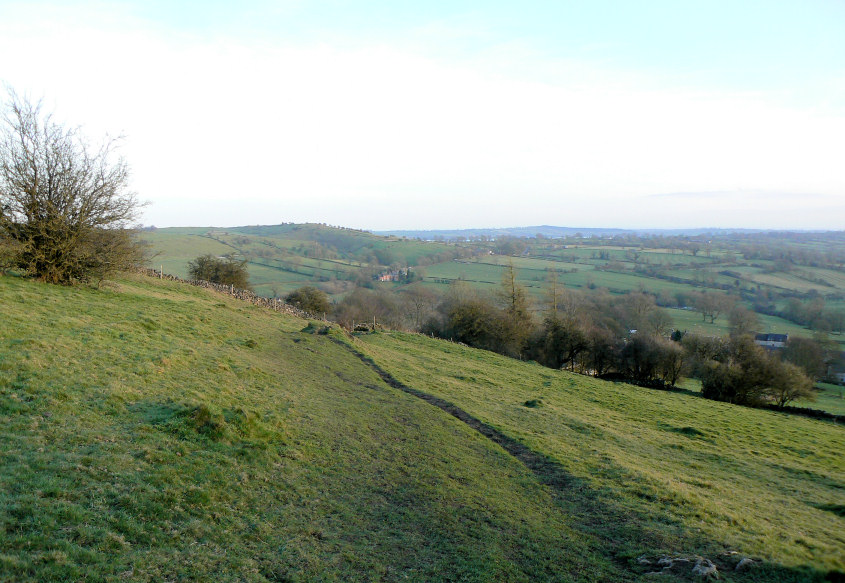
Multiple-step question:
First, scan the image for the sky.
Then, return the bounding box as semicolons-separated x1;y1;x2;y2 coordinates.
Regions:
1;0;844;230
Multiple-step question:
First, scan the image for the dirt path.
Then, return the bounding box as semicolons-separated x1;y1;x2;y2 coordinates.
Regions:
331;338;578;493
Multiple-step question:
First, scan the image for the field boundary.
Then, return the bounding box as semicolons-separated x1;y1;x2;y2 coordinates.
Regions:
135;268;321;319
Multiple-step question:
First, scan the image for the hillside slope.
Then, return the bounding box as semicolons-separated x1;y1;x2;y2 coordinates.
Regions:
1;273;842;582
356;331;845;580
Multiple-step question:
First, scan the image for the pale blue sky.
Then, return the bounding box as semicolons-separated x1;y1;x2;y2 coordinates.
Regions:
2;1;843;229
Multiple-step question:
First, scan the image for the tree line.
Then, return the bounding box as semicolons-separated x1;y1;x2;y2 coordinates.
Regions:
278;263;835;411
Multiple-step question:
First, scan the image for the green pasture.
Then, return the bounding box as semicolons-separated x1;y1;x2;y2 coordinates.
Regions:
802;267;845;290
424;260;707;298
796;383;845;416
141;232;235;279
547;246;719;266
729;266;838;296
424;261;513;286
480;255;584;271
3;270;844;581
667;307;815;339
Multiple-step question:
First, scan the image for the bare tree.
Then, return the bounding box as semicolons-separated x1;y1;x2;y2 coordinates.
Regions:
544;268;562;316
398;283;439;331
691;291;734;324
0;89;145;284
728;305;760;337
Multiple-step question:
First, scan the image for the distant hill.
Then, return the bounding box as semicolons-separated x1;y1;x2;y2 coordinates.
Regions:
374;225;770;239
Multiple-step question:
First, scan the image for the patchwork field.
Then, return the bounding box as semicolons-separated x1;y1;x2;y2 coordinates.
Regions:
140;225;842;346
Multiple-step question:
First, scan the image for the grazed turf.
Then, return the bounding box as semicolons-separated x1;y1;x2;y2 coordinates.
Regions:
3;272;843;582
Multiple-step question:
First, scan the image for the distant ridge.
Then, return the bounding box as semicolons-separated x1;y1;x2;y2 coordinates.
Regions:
374;225;772;240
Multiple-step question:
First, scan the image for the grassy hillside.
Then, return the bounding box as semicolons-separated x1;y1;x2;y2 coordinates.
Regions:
5;272;841;581
141;224;459;297
356;331;845;580
0;274;623;582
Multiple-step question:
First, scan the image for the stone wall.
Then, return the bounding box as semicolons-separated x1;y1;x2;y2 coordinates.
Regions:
136;268;319;320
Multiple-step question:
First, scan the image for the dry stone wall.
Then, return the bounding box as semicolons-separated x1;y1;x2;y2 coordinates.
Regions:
137;268;319;320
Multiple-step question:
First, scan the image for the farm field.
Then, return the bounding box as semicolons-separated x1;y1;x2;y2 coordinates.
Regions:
140;224;845;352
141;225;845;299
798;383;845;416
667;307;814;340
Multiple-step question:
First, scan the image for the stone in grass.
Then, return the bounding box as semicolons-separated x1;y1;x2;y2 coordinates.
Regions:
735;558;755;571
657;556;691;569
692;557;719;578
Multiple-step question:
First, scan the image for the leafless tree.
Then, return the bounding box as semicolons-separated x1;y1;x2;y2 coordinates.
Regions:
0;89;145;284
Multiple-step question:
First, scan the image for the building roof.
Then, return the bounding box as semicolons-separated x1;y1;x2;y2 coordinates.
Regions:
755;333;788;343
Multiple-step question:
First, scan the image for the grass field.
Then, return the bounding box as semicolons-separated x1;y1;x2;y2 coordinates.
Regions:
798;383;845;416
140;227;845;344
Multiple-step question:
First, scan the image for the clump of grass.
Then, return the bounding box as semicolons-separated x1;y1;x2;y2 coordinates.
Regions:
175;404;227;440
815;503;845;517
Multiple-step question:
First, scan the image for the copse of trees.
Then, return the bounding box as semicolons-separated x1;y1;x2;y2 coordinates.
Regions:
700;335;814;407
285;286;331;315
413;274;818;410
187;254;251;290
0;90;145;284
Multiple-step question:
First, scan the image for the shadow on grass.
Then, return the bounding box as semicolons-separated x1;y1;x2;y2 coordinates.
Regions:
336;337;839;583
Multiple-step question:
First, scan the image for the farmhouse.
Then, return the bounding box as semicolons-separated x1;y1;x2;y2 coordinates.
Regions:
754;333;788;349
375;268;411;282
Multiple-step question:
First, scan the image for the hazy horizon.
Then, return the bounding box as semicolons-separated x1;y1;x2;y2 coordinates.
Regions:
148;222;842;235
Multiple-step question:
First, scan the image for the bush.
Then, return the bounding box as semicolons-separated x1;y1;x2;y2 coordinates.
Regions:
700;336;814;407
